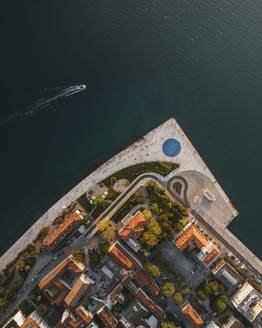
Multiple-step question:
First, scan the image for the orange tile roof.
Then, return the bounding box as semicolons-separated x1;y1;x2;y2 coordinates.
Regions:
135;289;164;319
119;212;147;241
64;276;93;308
42;213;82;248
75;307;93;324
21;318;40;328
175;226;208;251
39;257;71;289
181;303;204;328
65;318;82;328
52;280;70;306
110;284;123;300
133;270;160;296
109;243;138;270
98;307;118;328
39;256;84;290
203;249;219;265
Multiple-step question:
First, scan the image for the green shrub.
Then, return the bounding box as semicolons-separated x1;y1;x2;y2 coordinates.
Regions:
174;292;183;305
162;282;175;297
78;194;93;212
19;300;34;315
197;289;207;301
145;262;160;279
101;162;179;187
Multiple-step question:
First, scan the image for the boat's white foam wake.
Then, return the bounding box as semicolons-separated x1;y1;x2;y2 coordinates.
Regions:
0;84;86;127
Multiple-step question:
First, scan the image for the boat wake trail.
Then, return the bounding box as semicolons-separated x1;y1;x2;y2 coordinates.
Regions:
0;84;86;127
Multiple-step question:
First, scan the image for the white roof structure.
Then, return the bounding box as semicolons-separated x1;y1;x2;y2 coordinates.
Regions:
144;314;158;327
205;322;219;328
231;282;262;322
3;311;26;328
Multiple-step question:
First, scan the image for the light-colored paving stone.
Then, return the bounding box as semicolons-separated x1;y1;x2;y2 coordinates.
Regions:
0;118;243;273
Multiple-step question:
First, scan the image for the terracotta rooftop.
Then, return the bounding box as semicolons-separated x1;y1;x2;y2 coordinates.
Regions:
53;280;70;306
110;284;123;301
65;317;82;328
119;212;147;241
42;213;82;247
203;249;219;265
64;275;93;308
39;257;70;289
181;303;204;328
135;289;164;319
175;225;208;251
75;307;93;324
133;270;160;296
21;318;39;328
39;256;84;290
97;306;118;328
109;242;142;270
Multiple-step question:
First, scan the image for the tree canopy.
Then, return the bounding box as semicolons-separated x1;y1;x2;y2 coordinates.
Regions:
145;262;161;279
174;292;183;305
162;282;175;297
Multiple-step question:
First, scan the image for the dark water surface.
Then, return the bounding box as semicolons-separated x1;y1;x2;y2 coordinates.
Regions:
1;0;262;257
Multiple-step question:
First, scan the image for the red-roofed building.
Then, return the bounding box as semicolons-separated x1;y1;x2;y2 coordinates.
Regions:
109;242;142;270
135;289;164;320
203;249;219;265
175;225;208;251
119;211;147;241
20;311;49;328
42;211;83;251
97;306;118;328
181;303;203;328
75;306;93;325
132;270;160;296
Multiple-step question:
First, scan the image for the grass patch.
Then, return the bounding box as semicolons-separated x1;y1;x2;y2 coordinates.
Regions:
101;162;179;187
77;193;93;213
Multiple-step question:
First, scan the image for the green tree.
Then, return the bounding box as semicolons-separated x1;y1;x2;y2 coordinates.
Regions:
150;203;160;214
0;297;8;310
146;217;162;236
203;283;211;294
145;262;160;279
16;260;26;271
197;290;207;301
161;322;176;328
96;219;110;232
70;249;86;264
162;283;175;297
174;292;183;305
140;231;159;250
52;216;63;225
37;303;47;316
19;300;34;315
219;294;227;303
143;209;153;220
101;226;116;241
93;196;105;206
209;281;219;296
215;298;227;312
181;286;190;295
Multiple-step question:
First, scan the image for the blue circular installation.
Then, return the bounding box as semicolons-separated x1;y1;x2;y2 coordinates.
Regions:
162;138;181;157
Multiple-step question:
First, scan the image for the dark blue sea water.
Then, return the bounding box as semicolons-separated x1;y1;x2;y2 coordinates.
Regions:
1;0;262;258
